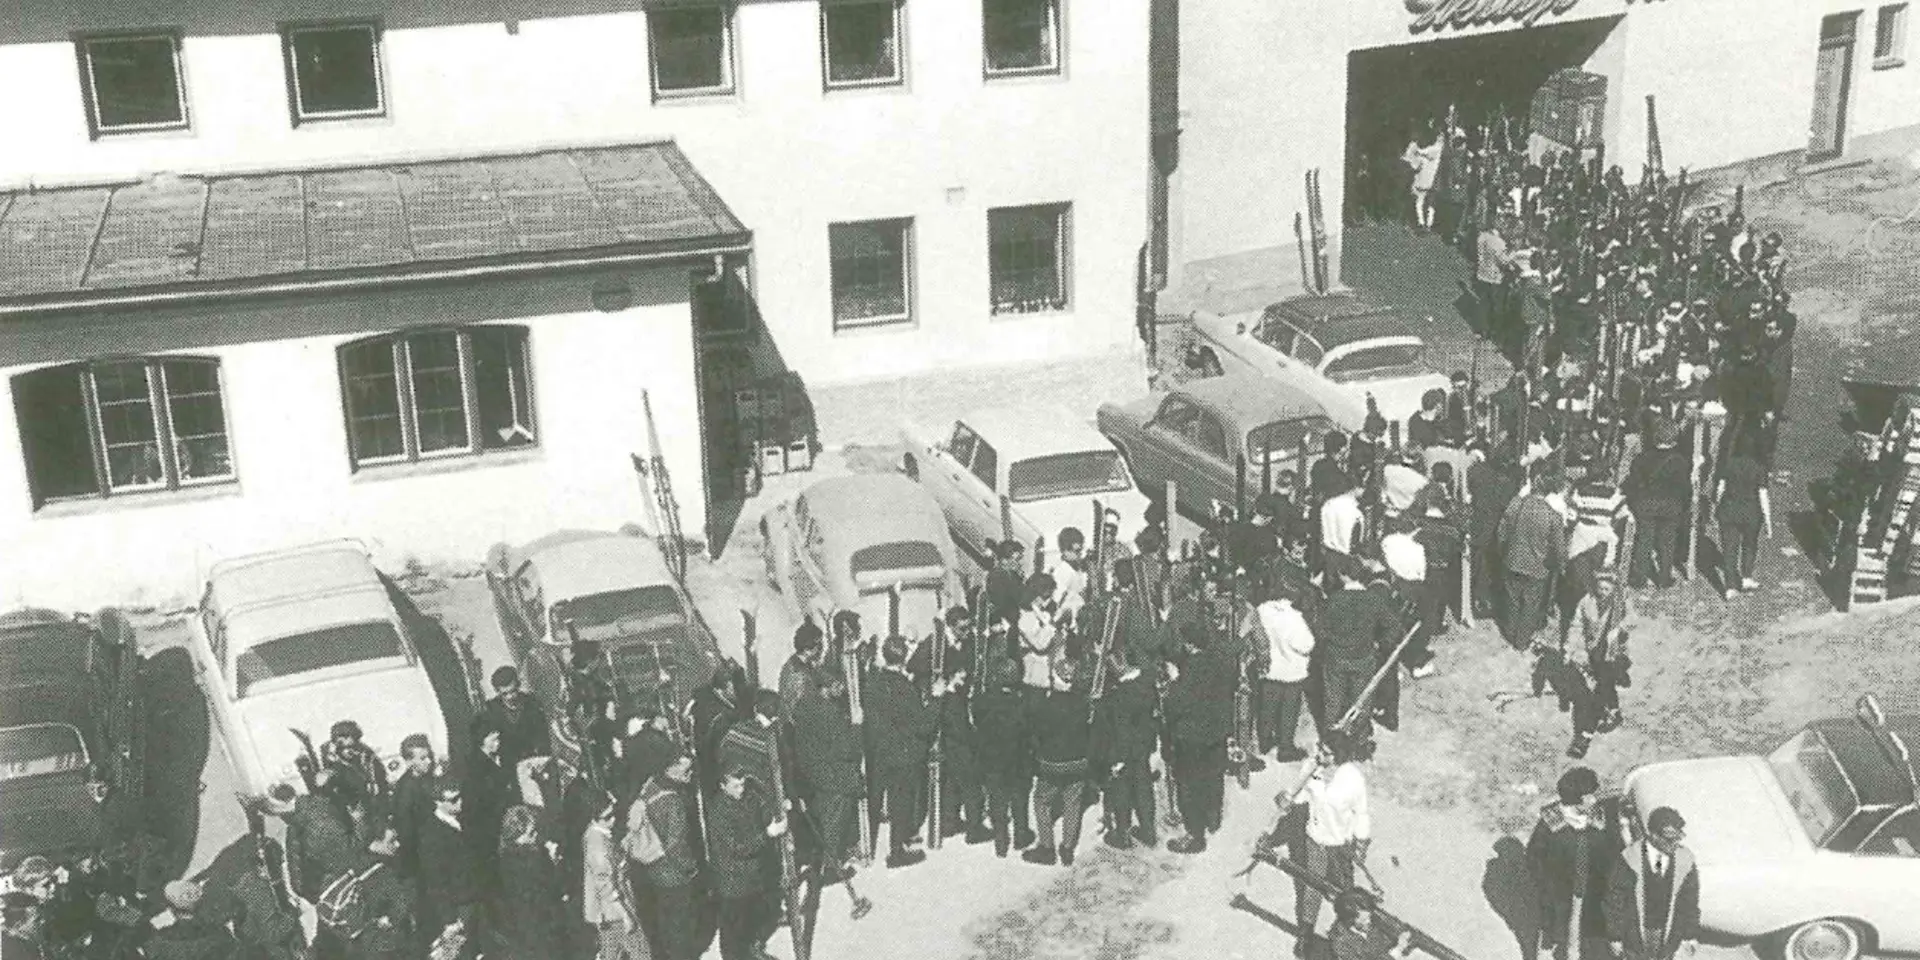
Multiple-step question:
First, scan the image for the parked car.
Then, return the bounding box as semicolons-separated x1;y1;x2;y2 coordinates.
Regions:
763;474;963;643
189;540;449;805
900;405;1150;566
0;608;145;877
485;530;721;762
1620;694;1920;960
1097;374;1337;519
1189;291;1451;428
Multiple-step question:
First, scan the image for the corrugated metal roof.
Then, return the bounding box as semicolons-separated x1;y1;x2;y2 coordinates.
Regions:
1264;293;1421;351
0;141;748;313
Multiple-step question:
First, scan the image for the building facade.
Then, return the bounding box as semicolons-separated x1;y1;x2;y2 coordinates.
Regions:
0;0;1152;607
1161;0;1920;312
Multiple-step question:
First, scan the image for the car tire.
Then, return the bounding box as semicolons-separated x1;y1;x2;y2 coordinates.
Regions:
1779;918;1866;960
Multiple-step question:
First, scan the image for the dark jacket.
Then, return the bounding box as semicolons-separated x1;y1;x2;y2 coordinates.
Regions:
793;691;863;795
1092;670;1157;764
707;789;773;900
1603;842;1700;959
970;685;1027;785
863;668;935;771
617;726;676;805
415;815;480;932
1318;584;1398;669
462;752;517;860
344;855;418;958
1498;494;1568;579
143;916;238;960
1468;460;1523;540
1028;689;1090;767
390;771;437;877
1526;804;1614;926
1164;643;1234;747
635;777;700;889
475;696;552;769
490;844;565;958
286;794;360;901
1624;447;1692;518
779;656;822;717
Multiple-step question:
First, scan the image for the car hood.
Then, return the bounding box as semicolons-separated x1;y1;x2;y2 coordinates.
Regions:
235;666;447;792
1626;755;1810;866
0;771;104;866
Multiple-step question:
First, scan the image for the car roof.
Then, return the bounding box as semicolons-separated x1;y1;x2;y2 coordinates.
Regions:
1263;293;1418;352
222;586;401;655
0;612;94;728
206;541;383;616
515;531;676;603
801;474;950;557
958;405;1112;463
1811;715;1920;809
1173;375;1332;435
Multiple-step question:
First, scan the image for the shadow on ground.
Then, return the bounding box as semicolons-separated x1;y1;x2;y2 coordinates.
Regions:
140;646;210;881
1482;836;1538;960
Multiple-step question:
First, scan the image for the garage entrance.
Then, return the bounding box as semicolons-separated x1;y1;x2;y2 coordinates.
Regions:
1343;17;1620;226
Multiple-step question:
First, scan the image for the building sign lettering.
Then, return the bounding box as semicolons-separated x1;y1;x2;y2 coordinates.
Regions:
1406;0;1583;33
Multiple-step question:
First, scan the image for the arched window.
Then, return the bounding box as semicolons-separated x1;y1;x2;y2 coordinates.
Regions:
12;356;233;507
337;326;537;469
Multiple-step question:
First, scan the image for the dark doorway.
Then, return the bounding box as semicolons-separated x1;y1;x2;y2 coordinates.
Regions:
1344;17;1619;225
1808;13;1858;161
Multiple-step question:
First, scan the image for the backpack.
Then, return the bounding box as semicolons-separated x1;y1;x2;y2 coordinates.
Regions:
316;862;384;939
623;790;668;866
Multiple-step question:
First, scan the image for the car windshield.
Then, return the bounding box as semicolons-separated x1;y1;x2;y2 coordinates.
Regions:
233;622;407;698
1007;451;1132;502
550;587;686;640
0;725;88;782
1248;416;1336;460
1323;343;1427;383
1767;728;1860;846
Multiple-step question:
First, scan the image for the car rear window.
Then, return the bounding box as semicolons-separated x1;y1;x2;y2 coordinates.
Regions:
1248;417;1336;461
1324;343;1426;382
0;725;87;781
550;587;686;639
851;541;943;576
234;621;406;697
1008;452;1132;502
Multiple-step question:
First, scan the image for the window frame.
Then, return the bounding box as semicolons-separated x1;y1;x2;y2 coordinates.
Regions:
828;218;916;332
982;0;1064;79
74;31;191;138
281;21;389;124
13;356;235;508
645;4;738;101
821;0;907;90
988;202;1073;316
336;326;539;472
1874;3;1909;67
969;437;1000;491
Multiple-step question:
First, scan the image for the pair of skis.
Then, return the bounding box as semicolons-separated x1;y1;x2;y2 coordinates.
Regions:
1295;169;1332;295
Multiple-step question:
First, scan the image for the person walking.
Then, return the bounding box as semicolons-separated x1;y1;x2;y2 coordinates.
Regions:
1497;472;1568;651
709;765;788;960
629;752;701;960
1315;573;1397;751
1284;732;1371;956
1713;427;1772;600
1476;217;1517;341
1624;422;1691;590
1162;623;1234;854
389;735;439;879
1469;444;1523;620
1527;767;1613;960
972;655;1034;858
582;792;649;960
1604;807;1701;960
1024;653;1091;867
793;672;863;877
863;636;939;868
1404;125;1445;231
779;621;826;717
415;780;481;959
1254;583;1315;762
1093;651;1158;850
1566;572;1633;758
489;806;565;960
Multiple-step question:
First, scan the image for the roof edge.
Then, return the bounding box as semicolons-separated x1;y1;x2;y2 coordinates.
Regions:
0;234;753;320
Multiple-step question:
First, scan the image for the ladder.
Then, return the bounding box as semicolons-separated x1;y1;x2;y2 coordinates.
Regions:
1849;398;1920;606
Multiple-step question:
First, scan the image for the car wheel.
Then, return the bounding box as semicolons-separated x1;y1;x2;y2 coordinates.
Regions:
1782;919;1865;960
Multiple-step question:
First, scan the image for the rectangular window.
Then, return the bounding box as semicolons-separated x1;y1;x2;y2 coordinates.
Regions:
76;33;189;135
1875;4;1908;65
829;219;913;331
284;23;386;121
989;203;1071;315
983;0;1061;77
338;327;537;470
11;358;233;508
647;6;735;98
822;1;904;88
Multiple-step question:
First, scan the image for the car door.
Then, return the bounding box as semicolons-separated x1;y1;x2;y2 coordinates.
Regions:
921;422;980;549
793;511;832;622
1130;395;1199;490
1853;808;1920;945
193;606;245;791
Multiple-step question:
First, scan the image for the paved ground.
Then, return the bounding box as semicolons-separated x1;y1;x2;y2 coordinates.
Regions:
124;139;1920;960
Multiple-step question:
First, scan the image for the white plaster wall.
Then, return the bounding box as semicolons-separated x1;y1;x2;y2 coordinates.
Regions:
0;268;705;610
0;0;1151;386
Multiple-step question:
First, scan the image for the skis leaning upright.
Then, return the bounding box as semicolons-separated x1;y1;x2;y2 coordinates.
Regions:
836;616;876;866
926;615;946;851
1307;168;1332;295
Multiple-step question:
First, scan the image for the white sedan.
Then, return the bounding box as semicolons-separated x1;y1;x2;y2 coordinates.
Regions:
1622;694;1919;960
188;540;450;805
1190;291;1450;429
901;406;1149;568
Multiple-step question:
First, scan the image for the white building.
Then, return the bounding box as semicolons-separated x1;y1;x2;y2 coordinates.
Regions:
1158;0;1920;311
0;0;1153;607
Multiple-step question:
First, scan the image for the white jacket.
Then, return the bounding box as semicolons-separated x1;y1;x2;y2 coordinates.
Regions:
1257;599;1315;683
